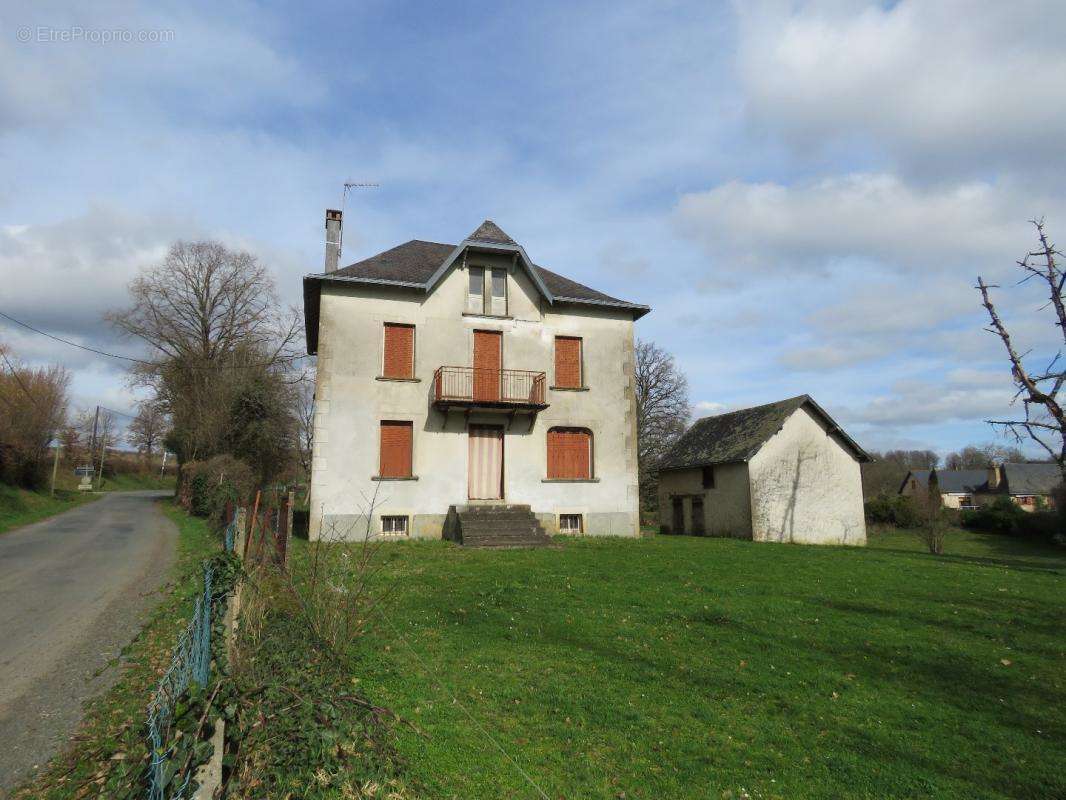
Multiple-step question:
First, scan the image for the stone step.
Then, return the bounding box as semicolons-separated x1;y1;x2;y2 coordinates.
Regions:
458;520;545;533
449;503;551;548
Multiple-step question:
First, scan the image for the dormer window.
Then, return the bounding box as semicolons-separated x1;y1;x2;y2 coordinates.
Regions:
467;266;507;316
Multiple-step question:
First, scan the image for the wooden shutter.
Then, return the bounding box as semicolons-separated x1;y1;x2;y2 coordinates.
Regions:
382;324;414;379
473;330;502;401
547;428;591;479
379;421;413;478
554;337;582;388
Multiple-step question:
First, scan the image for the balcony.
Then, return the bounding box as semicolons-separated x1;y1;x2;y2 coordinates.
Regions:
433;366;548;412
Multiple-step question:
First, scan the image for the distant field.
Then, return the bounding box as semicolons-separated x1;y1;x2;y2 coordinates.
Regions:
350;527;1065;799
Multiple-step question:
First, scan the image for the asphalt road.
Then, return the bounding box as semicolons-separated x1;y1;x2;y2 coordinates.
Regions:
0;491;177;795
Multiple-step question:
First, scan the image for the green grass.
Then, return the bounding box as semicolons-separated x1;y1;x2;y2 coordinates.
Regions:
349;527;1065;800
95;471;176;492
0;482;99;535
13;501;219;799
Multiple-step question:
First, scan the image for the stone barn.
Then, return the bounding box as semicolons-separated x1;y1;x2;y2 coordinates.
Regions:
657;395;870;545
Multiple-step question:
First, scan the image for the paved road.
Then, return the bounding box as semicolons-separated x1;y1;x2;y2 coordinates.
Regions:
0;491;177;795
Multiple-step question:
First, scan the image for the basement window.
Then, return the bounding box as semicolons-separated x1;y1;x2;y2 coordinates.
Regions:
559;513;583;534
381;515;409;535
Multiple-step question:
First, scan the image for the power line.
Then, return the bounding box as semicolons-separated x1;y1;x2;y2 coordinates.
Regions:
0;347;43;410
0;309;309;371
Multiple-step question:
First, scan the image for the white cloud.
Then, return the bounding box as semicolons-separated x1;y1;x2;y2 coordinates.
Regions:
840;371;1016;427
675;172;1053;274
737;0;1066;175
0;2;325;135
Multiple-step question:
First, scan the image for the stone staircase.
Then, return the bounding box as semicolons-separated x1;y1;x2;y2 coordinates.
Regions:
445;504;554;548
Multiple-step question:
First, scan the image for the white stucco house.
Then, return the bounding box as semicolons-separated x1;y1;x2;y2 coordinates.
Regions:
303;214;649;544
657;395;870;545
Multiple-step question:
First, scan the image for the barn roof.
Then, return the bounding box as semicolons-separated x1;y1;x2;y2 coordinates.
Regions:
658;394;870;471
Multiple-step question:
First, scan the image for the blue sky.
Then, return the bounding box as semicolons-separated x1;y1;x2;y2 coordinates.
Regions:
2;0;1066;458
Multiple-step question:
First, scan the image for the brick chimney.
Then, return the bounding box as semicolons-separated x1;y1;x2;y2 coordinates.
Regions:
324;209;342;273
987;463;1001;491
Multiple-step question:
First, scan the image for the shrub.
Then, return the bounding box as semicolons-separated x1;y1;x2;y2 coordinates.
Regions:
180;455;256;521
961;495;1064;544
864;494;922;528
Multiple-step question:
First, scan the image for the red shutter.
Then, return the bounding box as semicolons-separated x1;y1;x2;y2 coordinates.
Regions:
554;337;582;388
379;421;413;477
473;330;502;401
383;324;414;379
547;428;591;479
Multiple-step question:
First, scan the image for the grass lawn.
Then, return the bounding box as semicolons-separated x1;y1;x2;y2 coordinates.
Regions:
351;527;1066;800
94;471;176;492
0;482;99;535
13;501;219;799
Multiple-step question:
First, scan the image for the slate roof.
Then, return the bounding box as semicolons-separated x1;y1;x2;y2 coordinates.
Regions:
899;464;1062;496
658;395;870;470
467;219;516;245
1003;462;1062;495
304;220;650;353
903;469;989;494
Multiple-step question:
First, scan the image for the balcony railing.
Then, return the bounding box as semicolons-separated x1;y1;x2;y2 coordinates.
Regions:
433;366;548;409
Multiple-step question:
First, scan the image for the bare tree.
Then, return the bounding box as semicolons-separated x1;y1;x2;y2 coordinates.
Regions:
127;400;167;458
977;220;1066;478
861;448;940;497
295;372;315;485
916;470;948;555
634;339;690;510
107;241;302;480
0;343;70;487
944;443;1026;470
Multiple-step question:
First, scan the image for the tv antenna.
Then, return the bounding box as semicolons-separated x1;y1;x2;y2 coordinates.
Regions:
340;181;379;260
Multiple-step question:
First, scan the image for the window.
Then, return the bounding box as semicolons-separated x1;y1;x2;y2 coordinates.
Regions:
559;513;583;533
468;267;485;314
467;267;507;315
554;336;583;388
382;323;414;379
547;427;592;479
490;269;507;316
381;515;408;535
702;466;715;489
379;421;413;478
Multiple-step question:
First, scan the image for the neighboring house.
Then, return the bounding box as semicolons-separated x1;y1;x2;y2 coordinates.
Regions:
656;395;870;545
900;463;1061;511
898;469;987;509
302;213;649;542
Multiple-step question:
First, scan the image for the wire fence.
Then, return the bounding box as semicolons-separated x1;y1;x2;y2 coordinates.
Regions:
224;516;237;553
146;563;214;800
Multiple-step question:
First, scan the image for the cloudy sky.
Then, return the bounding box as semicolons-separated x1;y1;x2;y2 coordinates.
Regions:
2;0;1065;456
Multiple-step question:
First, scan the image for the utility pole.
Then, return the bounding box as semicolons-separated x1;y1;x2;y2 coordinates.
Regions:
95;411;108;491
50;435;60;496
89;405;99;469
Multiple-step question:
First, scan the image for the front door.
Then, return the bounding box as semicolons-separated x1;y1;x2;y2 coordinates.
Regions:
672;497;684;534
473;330;502;402
468;425;504;499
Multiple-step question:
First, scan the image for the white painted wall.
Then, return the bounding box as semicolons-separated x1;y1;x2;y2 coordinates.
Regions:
309;251;640;540
748;406;866;545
